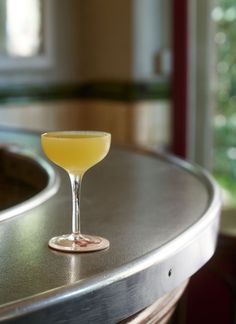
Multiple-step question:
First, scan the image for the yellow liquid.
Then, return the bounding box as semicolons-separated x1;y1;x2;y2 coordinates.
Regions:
41;131;111;175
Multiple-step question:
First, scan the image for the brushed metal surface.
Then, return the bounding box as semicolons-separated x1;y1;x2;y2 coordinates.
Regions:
0;128;221;323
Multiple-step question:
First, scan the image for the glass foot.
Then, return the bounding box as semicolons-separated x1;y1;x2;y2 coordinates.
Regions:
48;233;110;252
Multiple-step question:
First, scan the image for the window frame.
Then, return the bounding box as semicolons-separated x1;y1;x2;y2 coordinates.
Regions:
187;0;215;170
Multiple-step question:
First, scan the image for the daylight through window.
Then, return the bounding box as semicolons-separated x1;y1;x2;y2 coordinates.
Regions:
0;0;42;58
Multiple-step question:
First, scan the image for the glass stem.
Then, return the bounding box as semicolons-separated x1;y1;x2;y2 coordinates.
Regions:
69;173;83;237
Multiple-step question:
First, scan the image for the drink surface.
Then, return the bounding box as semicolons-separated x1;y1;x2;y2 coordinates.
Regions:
41;131;111;175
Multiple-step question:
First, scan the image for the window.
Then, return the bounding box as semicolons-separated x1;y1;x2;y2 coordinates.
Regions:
0;1;82;85
0;0;54;72
0;0;42;58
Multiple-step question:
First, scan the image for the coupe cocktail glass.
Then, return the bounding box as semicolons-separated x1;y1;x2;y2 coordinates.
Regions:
41;131;111;252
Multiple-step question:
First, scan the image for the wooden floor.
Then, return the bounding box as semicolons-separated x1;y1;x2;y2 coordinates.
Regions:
0;99;171;151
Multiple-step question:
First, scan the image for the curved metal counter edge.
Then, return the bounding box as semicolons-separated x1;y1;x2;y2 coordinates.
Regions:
0;150;221;324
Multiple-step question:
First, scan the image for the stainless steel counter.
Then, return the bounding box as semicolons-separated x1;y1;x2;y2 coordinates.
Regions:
0;128;221;323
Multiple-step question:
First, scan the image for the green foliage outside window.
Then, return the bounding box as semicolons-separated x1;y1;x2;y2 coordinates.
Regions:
213;0;236;206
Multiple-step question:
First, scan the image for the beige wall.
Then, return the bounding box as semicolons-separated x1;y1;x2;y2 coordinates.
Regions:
79;0;133;81
0;100;171;150
80;0;171;81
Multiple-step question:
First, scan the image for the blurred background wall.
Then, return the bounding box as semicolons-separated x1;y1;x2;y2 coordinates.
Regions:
0;0;171;151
